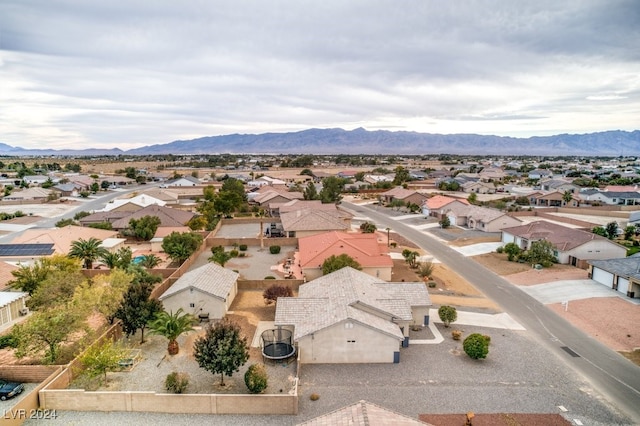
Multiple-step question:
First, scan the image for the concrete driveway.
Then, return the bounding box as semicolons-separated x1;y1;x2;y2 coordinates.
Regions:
519;279;621;304
451;242;502;256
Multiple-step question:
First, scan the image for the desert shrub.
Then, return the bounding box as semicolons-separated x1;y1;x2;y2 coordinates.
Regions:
427;281;437;288
496;246;504;254
264;276;276;280
310;393;320;401
390;242;397;248
239;244;248;251
211;245;224;255
463;333;490;360
165;372;190;394
244;363;268;394
263;284;293;305
438;305;457;327
229;249;239;258
451;330;463;341
238;252;246;257
269;245;281;254
417;261;434;279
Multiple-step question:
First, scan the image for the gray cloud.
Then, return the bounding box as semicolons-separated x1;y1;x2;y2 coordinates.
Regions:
0;0;638;150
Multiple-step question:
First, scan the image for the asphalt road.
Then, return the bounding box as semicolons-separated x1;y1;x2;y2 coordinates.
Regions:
343;201;640;423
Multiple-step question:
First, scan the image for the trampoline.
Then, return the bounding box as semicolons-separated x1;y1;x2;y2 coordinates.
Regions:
261;328;296;361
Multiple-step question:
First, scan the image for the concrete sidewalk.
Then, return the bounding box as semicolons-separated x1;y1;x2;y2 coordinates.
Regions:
430;309;526;330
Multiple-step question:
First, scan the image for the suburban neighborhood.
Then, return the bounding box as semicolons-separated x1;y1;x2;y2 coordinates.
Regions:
0;154;638;425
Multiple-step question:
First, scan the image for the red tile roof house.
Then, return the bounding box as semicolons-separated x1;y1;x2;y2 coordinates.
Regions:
298;231;394;281
501;220;627;268
421;195;469;219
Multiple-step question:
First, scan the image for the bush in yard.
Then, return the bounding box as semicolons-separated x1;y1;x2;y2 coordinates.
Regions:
244;363;268;393
417;261;434;279
229;249;239;258
438;305;457;327
503;242;521;261
310;393;320;401
0;333;18;349
451;330;463;340
264;276;276;279
463;333;490;359
239;244;248;251
427;280;437;288
263;284;293;305
165;372;190;393
269;245;281;254
496;246;504;254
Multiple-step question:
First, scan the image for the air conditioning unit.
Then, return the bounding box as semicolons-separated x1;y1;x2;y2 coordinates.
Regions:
19;307;29;316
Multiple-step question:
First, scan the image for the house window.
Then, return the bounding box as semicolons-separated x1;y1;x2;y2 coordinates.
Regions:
189;303;195;308
345;322;353;329
347;340;356;343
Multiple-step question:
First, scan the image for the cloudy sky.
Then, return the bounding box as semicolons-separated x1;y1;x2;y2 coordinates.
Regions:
1;1;638;151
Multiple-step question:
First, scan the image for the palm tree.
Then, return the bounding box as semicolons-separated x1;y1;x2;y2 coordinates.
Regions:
139;254;161;269
69;237;108;269
562;190;573;206
99;251;120;269
148;309;196;355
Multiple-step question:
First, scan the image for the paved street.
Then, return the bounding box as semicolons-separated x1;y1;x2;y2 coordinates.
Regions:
342;201;640;423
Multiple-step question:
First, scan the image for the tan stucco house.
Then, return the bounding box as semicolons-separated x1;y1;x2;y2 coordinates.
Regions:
159;263;238;320
275;267;431;364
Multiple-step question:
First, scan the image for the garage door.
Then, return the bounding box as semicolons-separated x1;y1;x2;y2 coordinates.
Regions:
592;268;614;288
617;277;630;295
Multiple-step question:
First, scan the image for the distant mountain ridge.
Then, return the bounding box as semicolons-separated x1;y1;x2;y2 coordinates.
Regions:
2;128;639;156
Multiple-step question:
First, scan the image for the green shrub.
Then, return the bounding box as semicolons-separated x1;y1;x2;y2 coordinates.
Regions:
264;276;276;280
463;333;490;360
165;372;189;394
211;245;224;255
427;281;437;288
238;252;246;257
269;245;281;254
310;393;320;401
229;249;239;258
496;246;504;254
0;334;18;349
244;363;268;394
239;244;248;251
438;305;457;327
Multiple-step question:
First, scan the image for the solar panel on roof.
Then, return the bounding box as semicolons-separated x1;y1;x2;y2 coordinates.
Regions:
0;243;55;257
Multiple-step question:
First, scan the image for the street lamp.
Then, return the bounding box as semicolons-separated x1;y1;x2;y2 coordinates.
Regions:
385;227;391;247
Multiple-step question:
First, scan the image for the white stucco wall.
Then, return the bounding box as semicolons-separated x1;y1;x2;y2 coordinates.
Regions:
160;287;233;319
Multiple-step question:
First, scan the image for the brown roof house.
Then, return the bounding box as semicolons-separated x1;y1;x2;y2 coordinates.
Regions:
279;208;353;238
9;225;119;256
380;187;428;207
275;267;431;364
109;205;196;231
421;195;469;218
159;263;238;321
251;188;304;208
298;231;393;281
501;220;627;268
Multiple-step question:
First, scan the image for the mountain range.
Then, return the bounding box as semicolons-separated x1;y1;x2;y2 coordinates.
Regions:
2;128;639;156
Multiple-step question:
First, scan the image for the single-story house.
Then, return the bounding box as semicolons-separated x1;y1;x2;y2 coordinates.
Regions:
2;187;53;201
579;191;640;206
279;208;352;238
421;195;469;218
101;194;166;213
379;187;428;207
443;204;522;232
9;225;119;257
540;179;580;194
588;257;640;299
528;191;580;207
298;231;393;281
501;220;627;268
461;181;496;194
528;169;553;180
161;176;201;187
109;204;196;231
275;267;431;364
159;263;239;320
250;189;304;207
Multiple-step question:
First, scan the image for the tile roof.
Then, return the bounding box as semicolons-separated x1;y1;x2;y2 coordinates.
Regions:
280;209;351;232
380;186;419;199
101;194;166;212
0;261;19;290
424;195;469;210
253;189;304;204
501;220;617;251
589;257;640;280
298;231;393;269
297;399;430;425
10;225;118;255
276;267;430;340
445;204;518;224
110;204;196;229
159;263;238;301
275;200;336;214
